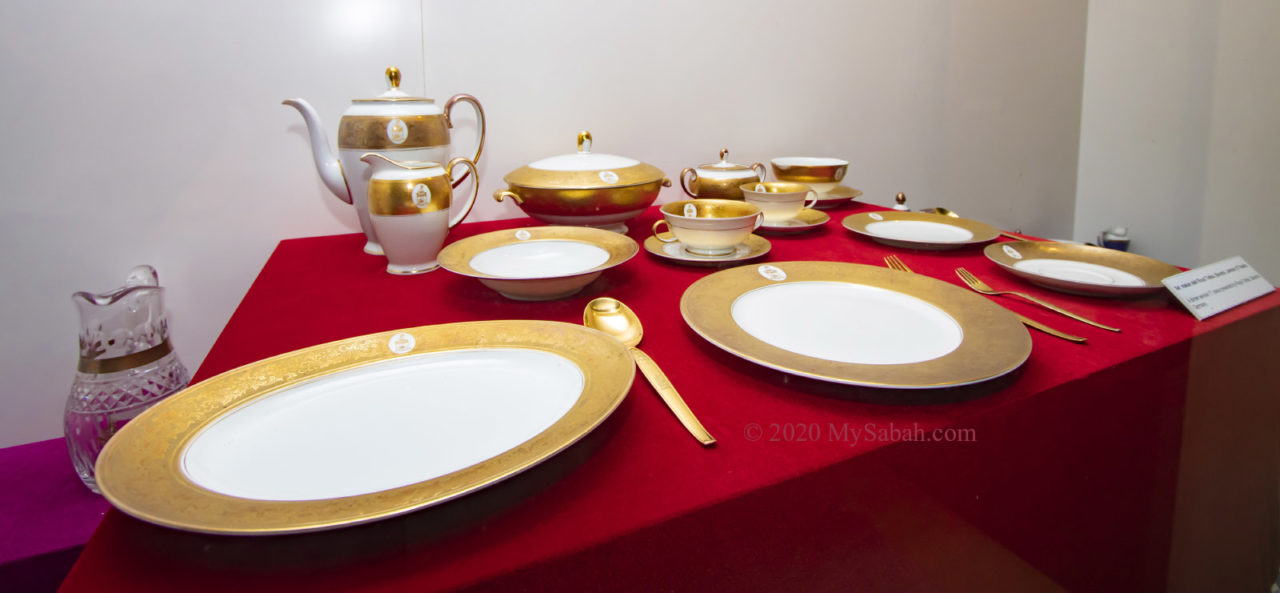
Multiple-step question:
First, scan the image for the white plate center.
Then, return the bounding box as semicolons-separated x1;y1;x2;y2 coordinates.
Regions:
865;220;974;242
1012;258;1144;286
181;348;584;501
730;281;963;365
470;240;610;278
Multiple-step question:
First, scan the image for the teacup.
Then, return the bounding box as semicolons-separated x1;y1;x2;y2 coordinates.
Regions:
770;157;848;195
740;182;818;223
652;199;763;256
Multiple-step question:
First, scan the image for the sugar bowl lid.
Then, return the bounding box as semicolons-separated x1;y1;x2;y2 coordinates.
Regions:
504;131;666;189
698;149;756;172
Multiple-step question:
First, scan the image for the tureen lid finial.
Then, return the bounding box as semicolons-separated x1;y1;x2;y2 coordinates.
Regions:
386;67;401;90
719;148;729;161
577;131;593;154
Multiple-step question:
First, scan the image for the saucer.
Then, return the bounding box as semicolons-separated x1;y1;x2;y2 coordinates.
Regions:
813;186;863;209
643;234;771;267
757;209;830;235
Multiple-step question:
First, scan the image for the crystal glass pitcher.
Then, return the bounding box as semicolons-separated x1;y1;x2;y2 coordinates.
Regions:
65;265;190;492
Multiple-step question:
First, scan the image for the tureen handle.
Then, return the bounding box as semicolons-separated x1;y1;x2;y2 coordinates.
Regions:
577;130;592;153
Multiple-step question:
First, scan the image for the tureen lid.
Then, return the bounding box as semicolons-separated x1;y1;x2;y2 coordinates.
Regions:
504;131;665;189
350;67;435;103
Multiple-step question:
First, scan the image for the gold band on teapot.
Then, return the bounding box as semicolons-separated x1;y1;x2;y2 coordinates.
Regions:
368;176;453;215
338;115;450;150
78;339;173;374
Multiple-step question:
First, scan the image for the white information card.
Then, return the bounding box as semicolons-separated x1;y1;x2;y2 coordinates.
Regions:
1163;256;1275;320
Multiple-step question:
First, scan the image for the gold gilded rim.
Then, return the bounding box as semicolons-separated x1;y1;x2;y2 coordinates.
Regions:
437;226;639;280
503;162;665;190
983;241;1181;295
680;261;1031;388
643;234;771;266
841;211;1000;249
818;186;864;202
758;208;829;233
95;320;635;535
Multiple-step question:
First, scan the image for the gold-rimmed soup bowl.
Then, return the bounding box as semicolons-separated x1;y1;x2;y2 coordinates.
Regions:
652;199;762;256
770;157;848;195
740;181;819;223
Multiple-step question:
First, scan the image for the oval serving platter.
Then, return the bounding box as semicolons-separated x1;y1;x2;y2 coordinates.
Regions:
95;320;635;535
681;261;1031;388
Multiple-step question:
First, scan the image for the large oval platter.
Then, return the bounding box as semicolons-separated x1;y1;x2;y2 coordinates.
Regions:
95;320;635;535
681;262;1031;388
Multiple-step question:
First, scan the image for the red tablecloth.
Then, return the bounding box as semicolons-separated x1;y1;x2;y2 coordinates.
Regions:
59;202;1280;592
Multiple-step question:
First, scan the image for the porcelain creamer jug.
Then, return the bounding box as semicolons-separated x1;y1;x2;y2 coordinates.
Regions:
362;154;479;274
284;67;486;255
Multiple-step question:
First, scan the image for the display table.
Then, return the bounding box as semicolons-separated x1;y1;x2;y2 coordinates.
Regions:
58;202;1280;592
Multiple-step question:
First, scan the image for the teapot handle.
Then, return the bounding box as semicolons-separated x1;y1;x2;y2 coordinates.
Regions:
443;94;486;188
445;157;480;229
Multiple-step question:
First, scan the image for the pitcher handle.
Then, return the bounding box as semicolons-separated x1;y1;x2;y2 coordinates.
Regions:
445;157;479;229
444;94;486;188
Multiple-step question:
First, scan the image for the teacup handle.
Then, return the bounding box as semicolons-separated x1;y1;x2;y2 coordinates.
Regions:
444;157;479;229
752;213;764;230
750;162;767;182
443;94;486;188
803;190;819;210
679;168;698;198
652;219;678;243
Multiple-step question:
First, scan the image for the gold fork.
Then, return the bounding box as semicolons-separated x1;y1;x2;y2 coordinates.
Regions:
883;255;1087;343
955;268;1120;332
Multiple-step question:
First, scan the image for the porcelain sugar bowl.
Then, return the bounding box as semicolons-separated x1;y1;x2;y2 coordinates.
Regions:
680;149;766;200
494;131;670;233
284;67;486;255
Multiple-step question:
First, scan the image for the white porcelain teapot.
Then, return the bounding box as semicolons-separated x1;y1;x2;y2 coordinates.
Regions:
284;67;485;255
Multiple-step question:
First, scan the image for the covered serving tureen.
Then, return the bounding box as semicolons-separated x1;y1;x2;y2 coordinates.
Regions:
494;131;670;232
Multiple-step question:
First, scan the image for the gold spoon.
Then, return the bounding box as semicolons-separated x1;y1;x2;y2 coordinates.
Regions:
584;297;715;446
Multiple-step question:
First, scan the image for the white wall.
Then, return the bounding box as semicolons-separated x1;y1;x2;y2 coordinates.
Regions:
428;0;1087;236
0;0;425;447
1075;0;1280;279
0;0;1088;448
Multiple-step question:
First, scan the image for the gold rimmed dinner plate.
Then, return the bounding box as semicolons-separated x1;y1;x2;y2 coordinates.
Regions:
438;226;638;301
643;234;771;267
757;209;830;235
985;241;1181;297
842;211;1000;250
95;320;634;535
681;262;1031;388
814;186;863;208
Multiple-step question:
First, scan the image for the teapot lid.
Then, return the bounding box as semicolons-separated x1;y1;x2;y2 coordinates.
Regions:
351;67;434;103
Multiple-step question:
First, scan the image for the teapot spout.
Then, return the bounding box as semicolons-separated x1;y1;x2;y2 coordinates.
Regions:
282;98;353;204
